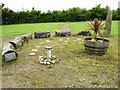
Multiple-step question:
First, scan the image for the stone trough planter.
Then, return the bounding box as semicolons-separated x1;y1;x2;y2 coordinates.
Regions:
55;29;71;37
9;39;24;49
2;34;32;61
34;32;51;38
2;43;18;61
84;38;109;55
9;34;32;49
77;31;91;36
22;34;33;42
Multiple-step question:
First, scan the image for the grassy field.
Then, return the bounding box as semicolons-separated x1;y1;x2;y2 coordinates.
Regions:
2;22;67;37
70;21;119;36
2;21;119;37
1;21;119;88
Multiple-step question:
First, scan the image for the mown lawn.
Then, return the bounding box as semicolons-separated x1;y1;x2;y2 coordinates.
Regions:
70;21;119;36
2;21;119;37
2;22;67;37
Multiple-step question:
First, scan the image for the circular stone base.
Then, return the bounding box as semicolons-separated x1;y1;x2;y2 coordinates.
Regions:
39;55;60;65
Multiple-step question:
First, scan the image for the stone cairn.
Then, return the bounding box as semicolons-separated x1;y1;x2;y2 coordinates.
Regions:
39;46;60;65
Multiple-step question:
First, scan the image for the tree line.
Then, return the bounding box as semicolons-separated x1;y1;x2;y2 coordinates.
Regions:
1;3;120;25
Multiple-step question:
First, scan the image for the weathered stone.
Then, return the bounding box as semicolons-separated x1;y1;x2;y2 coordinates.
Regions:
64;41;68;43
2;43;18;61
46;62;50;65
51;60;55;63
41;58;44;61
77;31;91;36
9;38;24;49
32;49;38;52
39;56;44;59
36;46;40;48
52;55;56;58
56;58;59;61
29;53;36;56
4;52;17;61
40;61;44;64
46;40;50;42
66;38;70;40
34;32;51;38
22;34;33;42
76;38;81;41
55;29;71;37
103;7;112;37
44;62;47;65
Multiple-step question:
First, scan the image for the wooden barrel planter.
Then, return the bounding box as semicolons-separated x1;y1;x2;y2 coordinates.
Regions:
34;32;51;38
55;30;71;37
2;43;18;61
84;38;109;55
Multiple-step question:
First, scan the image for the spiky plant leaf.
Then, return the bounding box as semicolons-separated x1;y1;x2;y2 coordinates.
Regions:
88;18;104;39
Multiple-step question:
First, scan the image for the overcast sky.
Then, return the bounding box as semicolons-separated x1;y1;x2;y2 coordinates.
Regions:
1;0;119;12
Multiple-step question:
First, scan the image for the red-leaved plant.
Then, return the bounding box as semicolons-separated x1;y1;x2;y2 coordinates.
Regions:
88;18;104;40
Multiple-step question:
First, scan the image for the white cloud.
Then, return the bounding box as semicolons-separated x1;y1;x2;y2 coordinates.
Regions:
1;0;119;12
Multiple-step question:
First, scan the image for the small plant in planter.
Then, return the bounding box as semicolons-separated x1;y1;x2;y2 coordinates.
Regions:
84;18;109;55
